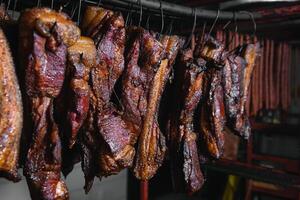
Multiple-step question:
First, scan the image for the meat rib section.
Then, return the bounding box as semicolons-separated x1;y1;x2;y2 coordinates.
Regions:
19;8;80;200
0;28;23;181
82;6;134;182
169;47;205;194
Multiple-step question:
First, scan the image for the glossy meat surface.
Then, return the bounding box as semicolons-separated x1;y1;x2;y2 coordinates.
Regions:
97;106;134;175
83;8;135;181
0;28;23;181
56;37;96;179
222;44;259;139
25;97;69;200
197;35;226;66
26;32;67;97
81;6;113;37
20;8;80;200
222;55;246;119
238;43;260;138
200;68;226;159
131;29;168;180
90;13;125;109
66;37;96;148
19;8;80;58
169;47;205;194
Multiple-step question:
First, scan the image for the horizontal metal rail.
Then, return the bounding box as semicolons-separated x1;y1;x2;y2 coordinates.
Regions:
220;0;300;10
84;0;261;20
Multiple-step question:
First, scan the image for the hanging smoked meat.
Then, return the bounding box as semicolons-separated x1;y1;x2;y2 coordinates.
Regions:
125;28;167;181
192;34;227;159
81;7;134;191
0;28;23;182
168;43;205;194
56;36;96;177
223;44;259;139
200;67;226;159
222;54;247;136
92;11;135;177
196;34;227;67
66;37;96;148
236;43;259;138
19;8;80;200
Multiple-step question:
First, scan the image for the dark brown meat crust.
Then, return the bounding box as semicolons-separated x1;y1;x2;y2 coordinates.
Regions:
66;37;96;148
25;97;69;200
121;28;145;142
19;8;80;200
80;96;98;193
57;37;96;180
200;68;226;159
0;28;23;182
222;55;246;120
93;13;135;177
223;44;259;139
26;32;68;97
83;8;134;183
130;29;168;180
236;43;260;138
19;8;80;57
169;47;205;194
81;6;113;37
196;35;226;66
24;32;69;200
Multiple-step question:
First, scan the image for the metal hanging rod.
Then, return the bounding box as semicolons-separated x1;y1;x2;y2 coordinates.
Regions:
83;0;182;21
84;0;261;20
220;0;300;10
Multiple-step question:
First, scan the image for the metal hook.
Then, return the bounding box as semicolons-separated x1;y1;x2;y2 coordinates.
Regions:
138;0;143;27
37;0;41;7
191;8;197;36
59;0;72;12
146;15;150;30
125;3;133;27
6;0;11;12
144;7;151;30
208;9;220;36
200;21;207;50
222;13;233;31
12;0;17;19
184;8;197;49
51;0;54;9
239;11;256;39
160;0;164;35
224;12;237;48
97;0;102;6
71;2;78;19
77;0;82;25
166;19;173;35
